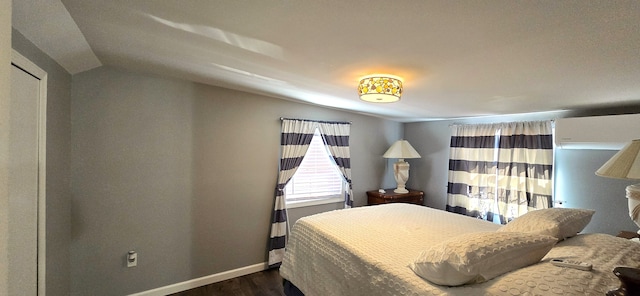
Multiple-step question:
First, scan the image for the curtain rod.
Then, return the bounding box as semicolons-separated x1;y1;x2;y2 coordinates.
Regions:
448;119;555;127
280;117;352;124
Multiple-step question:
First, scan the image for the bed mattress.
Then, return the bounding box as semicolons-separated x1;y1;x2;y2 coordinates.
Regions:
279;203;640;295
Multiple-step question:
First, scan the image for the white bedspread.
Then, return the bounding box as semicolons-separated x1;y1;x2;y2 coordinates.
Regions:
279;203;640;296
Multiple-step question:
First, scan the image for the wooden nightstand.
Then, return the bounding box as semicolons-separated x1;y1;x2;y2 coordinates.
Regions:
366;189;424;206
617;230;640;240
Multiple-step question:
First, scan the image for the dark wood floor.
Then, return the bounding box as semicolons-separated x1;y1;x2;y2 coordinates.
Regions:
169;268;285;296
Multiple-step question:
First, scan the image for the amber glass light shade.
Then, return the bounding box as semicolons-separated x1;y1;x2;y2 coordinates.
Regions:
358;75;403;103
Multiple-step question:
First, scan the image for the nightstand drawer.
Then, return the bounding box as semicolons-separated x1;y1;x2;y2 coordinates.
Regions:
366;189;424;206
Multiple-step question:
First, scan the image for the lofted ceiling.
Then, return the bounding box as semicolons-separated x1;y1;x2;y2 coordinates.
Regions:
12;0;640;122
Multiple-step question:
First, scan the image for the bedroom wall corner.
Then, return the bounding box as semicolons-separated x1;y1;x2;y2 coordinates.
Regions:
69;65;400;295
403;120;451;210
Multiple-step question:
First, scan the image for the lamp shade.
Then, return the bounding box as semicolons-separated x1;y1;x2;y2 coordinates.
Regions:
383;140;421;159
596;139;640;234
358;75;403;103
596;139;640;179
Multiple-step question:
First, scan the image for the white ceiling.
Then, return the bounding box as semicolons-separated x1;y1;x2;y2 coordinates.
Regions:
13;0;640;122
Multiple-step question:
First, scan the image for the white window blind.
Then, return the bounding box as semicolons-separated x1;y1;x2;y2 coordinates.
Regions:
285;129;343;202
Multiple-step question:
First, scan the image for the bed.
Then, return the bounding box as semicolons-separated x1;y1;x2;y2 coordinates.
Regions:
279;203;640;295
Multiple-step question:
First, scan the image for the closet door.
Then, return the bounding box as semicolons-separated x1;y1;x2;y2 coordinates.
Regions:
9;52;47;296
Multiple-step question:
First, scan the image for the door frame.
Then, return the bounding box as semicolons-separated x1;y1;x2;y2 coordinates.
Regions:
11;50;47;296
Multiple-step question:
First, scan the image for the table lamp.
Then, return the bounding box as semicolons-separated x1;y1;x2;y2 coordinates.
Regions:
383;140;421;193
595;139;640;236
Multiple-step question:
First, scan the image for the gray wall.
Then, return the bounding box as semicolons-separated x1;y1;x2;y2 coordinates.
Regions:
70;66;401;295
405;111;640;236
554;149;637;234
11;29;72;296
1;1;11;294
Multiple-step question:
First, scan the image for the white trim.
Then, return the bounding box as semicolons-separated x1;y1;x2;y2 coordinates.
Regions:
128;262;269;296
11;50;48;296
286;196;344;209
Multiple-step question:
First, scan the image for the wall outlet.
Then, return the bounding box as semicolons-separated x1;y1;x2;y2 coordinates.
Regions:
127;251;137;267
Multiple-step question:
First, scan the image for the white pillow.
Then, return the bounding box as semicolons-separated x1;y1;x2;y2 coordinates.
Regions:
409;232;556;286
497;208;595;240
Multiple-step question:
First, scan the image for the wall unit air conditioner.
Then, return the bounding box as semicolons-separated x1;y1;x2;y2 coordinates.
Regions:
555;114;640;150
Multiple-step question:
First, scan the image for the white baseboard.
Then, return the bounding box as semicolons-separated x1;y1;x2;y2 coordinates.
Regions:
129;262;269;296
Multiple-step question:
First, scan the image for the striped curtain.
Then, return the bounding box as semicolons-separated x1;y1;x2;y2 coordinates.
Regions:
318;122;353;208
268;119;352;267
446;121;553;224
268;119;315;267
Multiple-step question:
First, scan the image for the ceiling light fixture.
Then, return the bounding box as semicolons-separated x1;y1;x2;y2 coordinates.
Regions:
358;75;403;103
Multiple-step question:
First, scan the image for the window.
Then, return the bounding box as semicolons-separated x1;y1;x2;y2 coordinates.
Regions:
446;121;554;224
285;129;344;207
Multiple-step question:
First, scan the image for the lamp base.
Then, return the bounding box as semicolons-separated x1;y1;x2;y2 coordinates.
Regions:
392;160;410;194
627;184;640;230
393;187;408;194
